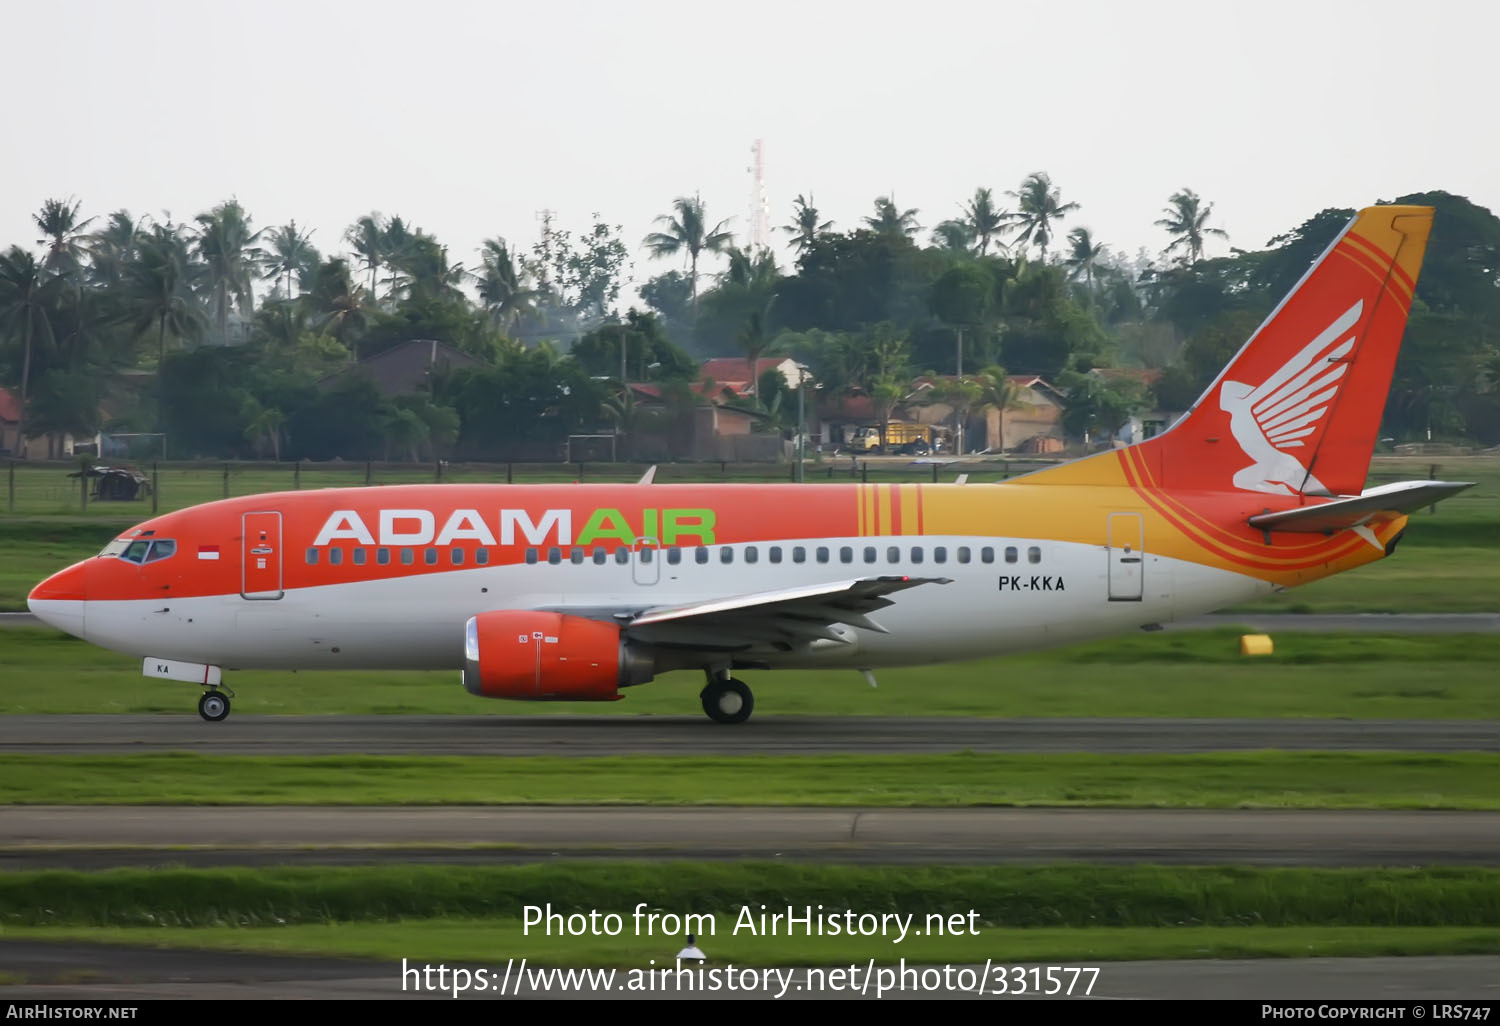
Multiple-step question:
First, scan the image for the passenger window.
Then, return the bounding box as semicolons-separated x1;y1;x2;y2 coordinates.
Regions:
667;548;681;566
816;546;829;563
475;548;489;565
449;549;462;566
957;546;971;564
887;546;900;563
934;546;947;564
525;548;538;565
981;547;995;564
911;547;924;564
400;548;414;565
1005;546;1018;564
720;546;734;564
839;546;853;563
793;546;806;563
329;548;343;566
1028;546;1041;564
639;547;653;564
615;548;630;565
425;547;438;565
769;546;782;564
547;547;561;565
377;547;390;565
306;548;319;565
594;547;607;565
864;546;877;563
746;546;759;564
121;540;151;564
570;548;585;565
353;548;367;566
695;547;709;565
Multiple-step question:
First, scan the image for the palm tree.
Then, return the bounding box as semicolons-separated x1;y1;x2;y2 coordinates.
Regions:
345;213;386;301
963;188;1008;256
1156;188;1228;266
34;198;96;277
1006;172;1079;260
642;194;734;310
863;195;921;238
307;258;369;357
393;233;466;303
0;247;61;457
260;220;318;299
122;225;207;430
193;199;262;343
1064;227;1109;289
86;211;145;287
738;308;770;403
475;238;537;334
779;194;832;255
973;365;1022;452
932;220;974;253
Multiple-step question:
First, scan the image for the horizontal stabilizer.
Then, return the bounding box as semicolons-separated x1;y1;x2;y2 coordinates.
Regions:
1247;480;1474;533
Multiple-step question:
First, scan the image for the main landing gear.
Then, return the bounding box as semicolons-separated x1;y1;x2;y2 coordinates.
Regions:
700;671;754;725
197;685;234;723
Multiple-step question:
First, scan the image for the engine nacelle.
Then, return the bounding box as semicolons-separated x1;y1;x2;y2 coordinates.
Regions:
462;610;654;700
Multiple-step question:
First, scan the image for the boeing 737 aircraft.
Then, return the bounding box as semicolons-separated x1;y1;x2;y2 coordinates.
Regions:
29;204;1472;723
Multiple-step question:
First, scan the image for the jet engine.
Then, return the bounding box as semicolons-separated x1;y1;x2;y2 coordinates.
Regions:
462;610;654;700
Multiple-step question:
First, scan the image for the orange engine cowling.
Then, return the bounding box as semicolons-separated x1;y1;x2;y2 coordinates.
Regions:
462;610;654;701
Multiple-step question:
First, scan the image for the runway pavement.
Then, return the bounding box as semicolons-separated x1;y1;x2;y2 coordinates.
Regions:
4;806;1498;866
1;713;1494;755
1;942;1497;999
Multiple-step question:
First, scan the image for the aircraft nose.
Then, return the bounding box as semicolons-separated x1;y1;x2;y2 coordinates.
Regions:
28;561;89;639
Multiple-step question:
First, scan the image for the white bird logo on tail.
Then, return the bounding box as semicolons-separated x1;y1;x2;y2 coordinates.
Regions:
1218;301;1362;496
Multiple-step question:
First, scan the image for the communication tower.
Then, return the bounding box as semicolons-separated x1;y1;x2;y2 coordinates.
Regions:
747;140;770;251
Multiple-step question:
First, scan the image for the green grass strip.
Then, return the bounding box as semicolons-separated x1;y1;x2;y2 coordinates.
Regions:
2;864;1498;929
5;923;1499;969
2;752;1498;808
5;627;1500;717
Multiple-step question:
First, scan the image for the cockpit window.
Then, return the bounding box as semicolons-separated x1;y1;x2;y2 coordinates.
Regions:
120;540;152;564
98;538;131;558
144;540;176;563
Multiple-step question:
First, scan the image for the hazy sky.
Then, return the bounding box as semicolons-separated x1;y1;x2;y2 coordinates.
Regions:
5;0;1495;300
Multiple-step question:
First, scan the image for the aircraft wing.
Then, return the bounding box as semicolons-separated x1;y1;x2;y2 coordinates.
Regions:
1247;480;1474;533
619;576;950;651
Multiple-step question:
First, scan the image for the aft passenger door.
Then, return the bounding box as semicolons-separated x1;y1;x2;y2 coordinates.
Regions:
241;511;285;600
1107;512;1144;602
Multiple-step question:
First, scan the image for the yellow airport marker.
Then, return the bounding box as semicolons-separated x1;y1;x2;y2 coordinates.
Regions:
1240;634;1274;656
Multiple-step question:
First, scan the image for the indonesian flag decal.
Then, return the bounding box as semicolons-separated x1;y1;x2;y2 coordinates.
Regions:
197;544;220;561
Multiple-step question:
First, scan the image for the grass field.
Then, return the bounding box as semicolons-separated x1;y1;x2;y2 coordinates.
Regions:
7;922;1497;970
2;627;1496;718
4;864;1496;928
1;752;1496;807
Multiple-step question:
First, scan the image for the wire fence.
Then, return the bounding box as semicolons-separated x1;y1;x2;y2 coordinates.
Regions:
2;456;1065;518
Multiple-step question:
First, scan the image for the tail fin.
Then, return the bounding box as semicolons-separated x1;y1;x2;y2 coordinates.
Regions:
1149;205;1433;497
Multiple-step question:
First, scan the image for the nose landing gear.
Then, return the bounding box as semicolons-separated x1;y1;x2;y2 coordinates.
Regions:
700;671;754;725
197;685;235;722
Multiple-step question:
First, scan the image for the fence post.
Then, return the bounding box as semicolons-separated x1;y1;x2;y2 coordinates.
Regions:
364;461;372;486
294;460;301;490
151;462;159;516
80;465;88;513
435;460;443;483
222;463;229;499
861;461;868;483
932;463;938;483
6;462;12;513
578;462;585;481
506;462;513;484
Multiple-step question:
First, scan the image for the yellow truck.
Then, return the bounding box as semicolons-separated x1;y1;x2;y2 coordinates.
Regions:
843;423;942;455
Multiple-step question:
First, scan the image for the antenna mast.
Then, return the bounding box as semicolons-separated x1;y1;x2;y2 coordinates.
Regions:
748;139;769;252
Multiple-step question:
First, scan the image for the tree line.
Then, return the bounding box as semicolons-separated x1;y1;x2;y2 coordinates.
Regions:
1;179;1497;462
